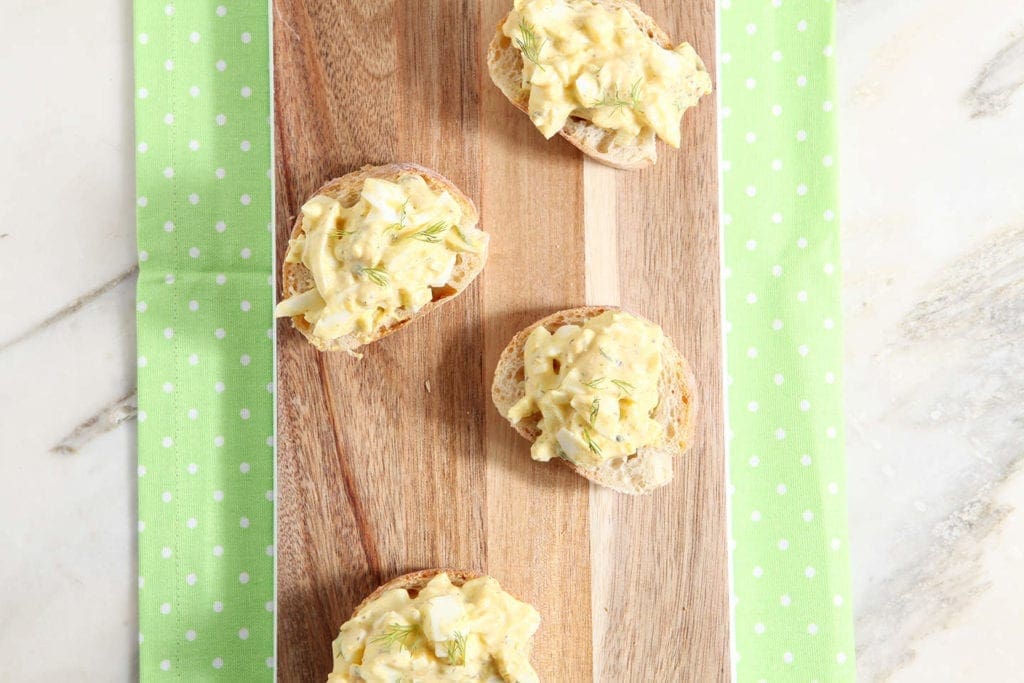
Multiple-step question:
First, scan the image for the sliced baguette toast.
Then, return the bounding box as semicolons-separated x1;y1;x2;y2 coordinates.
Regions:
487;0;706;170
491;306;697;494
280;163;486;354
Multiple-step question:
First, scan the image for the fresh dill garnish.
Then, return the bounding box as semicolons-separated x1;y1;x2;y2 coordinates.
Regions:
590;78;644;115
386;200;411;237
357;265;390;287
445;631;467;666
584;377;606;389
515;20;546;69
406;220;450;243
589;397;601;425
370;623;418;651
598;347;620;365
610;379;635;395
581;427;602;456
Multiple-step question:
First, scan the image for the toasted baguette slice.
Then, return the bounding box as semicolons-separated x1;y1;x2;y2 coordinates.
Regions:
280;163;486;354
487;0;705;170
491;306;697;494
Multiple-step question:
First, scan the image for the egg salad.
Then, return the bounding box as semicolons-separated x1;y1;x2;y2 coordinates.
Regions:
507;310;664;467
502;0;712;147
274;174;487;345
329;573;540;683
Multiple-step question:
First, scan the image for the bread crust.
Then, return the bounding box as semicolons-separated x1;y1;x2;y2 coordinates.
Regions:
280;163;487;354
350;568;485;618
491;306;697;494
486;0;708;170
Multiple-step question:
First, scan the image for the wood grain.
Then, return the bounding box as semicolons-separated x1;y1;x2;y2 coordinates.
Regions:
274;0;727;680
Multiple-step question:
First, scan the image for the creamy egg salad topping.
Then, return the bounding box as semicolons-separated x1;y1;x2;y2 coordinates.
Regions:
329;573;540;683
502;0;712;147
507;310;664;467
274;174;486;344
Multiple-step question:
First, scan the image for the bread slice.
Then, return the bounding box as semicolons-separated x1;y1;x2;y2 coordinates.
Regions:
491;306;697;494
487;0;708;170
280;163;486;354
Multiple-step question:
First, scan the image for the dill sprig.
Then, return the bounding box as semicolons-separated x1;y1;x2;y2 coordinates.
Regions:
598;347;621;366
590;78;644;114
589;397;601;425
581;427;602;456
515;20;546;70
370;623;418;651
357;265;390;287
406;220;450;243
445;631;467;666
386;200;411;237
584;377;605;390
610;379;635;395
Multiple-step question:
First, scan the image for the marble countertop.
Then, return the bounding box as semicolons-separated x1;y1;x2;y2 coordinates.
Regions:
1;0;1021;680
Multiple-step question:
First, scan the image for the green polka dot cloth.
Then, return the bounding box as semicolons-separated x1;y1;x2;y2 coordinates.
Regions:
134;1;274;678
721;0;855;680
133;0;854;680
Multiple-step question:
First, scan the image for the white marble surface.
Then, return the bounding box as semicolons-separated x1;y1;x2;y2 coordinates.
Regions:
1;0;1021;680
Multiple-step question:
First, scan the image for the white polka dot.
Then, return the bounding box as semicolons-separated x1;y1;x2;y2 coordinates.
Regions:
212;658;224;669
834;594;844;606
783;652;794;664
161;546;172;559
803;509;815;522
754;622;765;634
216;274;227;285
770;104;782;116
160;660;170;671
827;482;839;495
797;183;808;196
189;247;200;258
746;347;758;358
745;77;756;90
771;159;782;171
213;490;224;501
241;31;252;43
805;566;817;578
772;264;782;276
797;290;808;302
721;52;731;64
164;59;174;71
240;462;251;473
241;300;252;312
774;373;784;385
189;139;200;150
187;518;197;529
775;428;786;440
138;196;148;207
160;602;171;615
215;220;227;232
161;491;172;503
240;140;251;152
797;237;808;249
801;454;812;466
777;484;787;495
823;100;834;112
164;273;176;285
748;455;760;467
187;463;198;474
138;142;148;153
240;354;251;366
752;566;763;578
214;434;225;445
771;50;782;62
238;627;250;640
138;88;148;99
745;185;756;197
745;23;756;34
799;399;811;411
823;155;834;167
189;31;200;43
216;5;227;16
138;33;149;44
138;356;148;368
778;539;789;550
240;408;251;420
825;371;836;384
239;571;250;583
265;490;275;502
241;86;252;98
780;594;792;606
240;194;252;205
837;652;848;664
216;59;227;71
161;436;173;448
266;657;275;668
216;168;226;179
744;132;756;144
265;544;274;556
745;239;757;250
745;292;757;304
747;401;759;412
772;319;783;331
189;193;200;205
189;300;199;312
796;19;807;31
216;113;227;125
213;546;224;557
796;129;807;141
215;328;226;339
831;537;842;550
186;629;196;640
138;301;148;313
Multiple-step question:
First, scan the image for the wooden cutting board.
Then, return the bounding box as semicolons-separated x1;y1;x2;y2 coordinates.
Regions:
273;1;727;680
